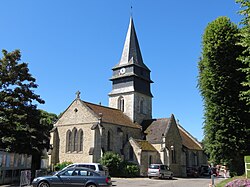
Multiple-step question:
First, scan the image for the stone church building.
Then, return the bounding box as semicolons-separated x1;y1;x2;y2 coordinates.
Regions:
48;17;207;177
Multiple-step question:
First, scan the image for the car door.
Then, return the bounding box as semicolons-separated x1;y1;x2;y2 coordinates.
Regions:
69;168;90;187
55;168;74;187
160;165;166;177
165;166;172;177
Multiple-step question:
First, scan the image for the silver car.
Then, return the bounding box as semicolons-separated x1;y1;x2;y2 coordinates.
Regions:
148;164;173;179
64;163;109;176
31;167;112;187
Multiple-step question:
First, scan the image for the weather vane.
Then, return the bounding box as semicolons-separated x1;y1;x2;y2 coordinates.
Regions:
130;0;133;17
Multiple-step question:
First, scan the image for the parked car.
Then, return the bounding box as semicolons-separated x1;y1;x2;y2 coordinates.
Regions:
186;167;199;177
32;166;112;187
199;165;210;176
148;164;173;179
64;163;109;176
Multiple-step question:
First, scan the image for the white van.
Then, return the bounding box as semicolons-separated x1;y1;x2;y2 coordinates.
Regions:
148;164;173;179
64;163;109;176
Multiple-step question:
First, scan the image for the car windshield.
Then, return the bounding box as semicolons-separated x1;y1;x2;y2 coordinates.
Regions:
98;165;104;171
149;165;160;169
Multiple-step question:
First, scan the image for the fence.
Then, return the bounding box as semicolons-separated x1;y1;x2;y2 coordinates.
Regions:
20;170;31;187
245;156;250;179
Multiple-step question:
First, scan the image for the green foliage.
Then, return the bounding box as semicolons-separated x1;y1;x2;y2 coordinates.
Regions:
0;48;58;165
100;152;122;176
120;161;139;177
198;17;250;175
100;152;139;177
236;0;250;105
54;161;73;171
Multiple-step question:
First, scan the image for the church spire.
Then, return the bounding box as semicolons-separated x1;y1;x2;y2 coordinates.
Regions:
116;17;149;70
109;16;153;124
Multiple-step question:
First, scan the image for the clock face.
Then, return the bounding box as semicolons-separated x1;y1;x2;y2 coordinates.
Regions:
120;68;126;74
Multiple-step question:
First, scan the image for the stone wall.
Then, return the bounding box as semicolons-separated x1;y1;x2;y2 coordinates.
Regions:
109;92;152;124
57;123;95;163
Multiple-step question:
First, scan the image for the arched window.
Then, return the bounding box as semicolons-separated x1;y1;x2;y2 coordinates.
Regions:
78;129;83;152
140;98;144;114
66;130;72;152
149;155;152;165
72;128;78;152
107;131;111;151
129;146;134;160
118;96;124;112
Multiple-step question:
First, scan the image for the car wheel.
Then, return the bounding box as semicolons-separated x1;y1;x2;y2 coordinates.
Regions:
86;184;97;187
148;176;152;179
169;174;173;179
38;181;50;187
160;174;164;179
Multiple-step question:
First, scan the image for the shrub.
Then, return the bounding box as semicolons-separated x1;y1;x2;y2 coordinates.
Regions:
100;152;139;177
100;152;122;177
122;162;139;177
54;161;73;171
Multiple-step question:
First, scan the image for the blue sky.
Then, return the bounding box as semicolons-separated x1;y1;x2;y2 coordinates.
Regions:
0;1;242;141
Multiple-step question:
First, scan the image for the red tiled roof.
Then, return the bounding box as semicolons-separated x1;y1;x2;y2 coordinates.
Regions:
178;126;203;151
83;101;141;129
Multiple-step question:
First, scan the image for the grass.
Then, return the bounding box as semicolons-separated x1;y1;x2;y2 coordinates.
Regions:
216;176;247;187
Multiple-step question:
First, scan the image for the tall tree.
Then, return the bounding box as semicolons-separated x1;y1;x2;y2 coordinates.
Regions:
198;17;250;175
0;49;55;175
236;0;250;105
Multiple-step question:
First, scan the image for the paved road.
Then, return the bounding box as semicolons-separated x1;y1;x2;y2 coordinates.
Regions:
2;176;226;187
111;177;226;187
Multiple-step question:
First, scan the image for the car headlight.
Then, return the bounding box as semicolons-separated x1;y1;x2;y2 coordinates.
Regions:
32;178;40;182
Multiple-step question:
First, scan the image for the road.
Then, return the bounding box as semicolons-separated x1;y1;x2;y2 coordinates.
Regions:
1;176;226;187
111;177;226;187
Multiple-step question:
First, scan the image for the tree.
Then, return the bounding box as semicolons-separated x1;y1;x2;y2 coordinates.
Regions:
198;17;250;175
0;49;55;176
236;0;250;105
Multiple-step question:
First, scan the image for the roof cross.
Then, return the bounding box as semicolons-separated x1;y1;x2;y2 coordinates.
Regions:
76;90;81;99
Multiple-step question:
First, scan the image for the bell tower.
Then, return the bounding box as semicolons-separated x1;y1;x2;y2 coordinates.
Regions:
109;17;153;124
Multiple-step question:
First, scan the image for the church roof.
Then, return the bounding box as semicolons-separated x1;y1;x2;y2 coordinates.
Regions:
143;117;203;151
178;125;203;151
132;139;157;152
113;17;149;70
83;101;141;129
143;118;170;144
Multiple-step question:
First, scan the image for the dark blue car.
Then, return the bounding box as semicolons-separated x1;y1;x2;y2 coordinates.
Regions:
31;167;112;187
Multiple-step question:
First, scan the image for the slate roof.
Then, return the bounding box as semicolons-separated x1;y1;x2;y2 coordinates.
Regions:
143;117;203;151
113;16;149;70
133;139;157;152
83;101;141;129
143;118;170;144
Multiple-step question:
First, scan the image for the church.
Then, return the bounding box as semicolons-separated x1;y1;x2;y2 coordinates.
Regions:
48;17;207;177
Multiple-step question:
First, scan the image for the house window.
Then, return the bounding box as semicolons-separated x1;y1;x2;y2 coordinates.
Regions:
72;128;78;152
126;134;129;142
171;145;176;164
193;152;198;166
78;129;83;152
149;155;152;165
118;96;124;112
139;98;144;114
66;130;72;152
129;146;134;160
107;131;111;151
